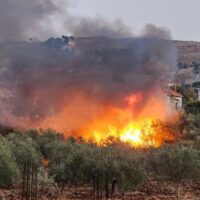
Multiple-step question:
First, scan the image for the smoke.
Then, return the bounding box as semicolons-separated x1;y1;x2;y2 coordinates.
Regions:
66;17;133;38
0;0;133;40
0;0;177;133
0;25;177;131
0;0;64;40
141;24;172;39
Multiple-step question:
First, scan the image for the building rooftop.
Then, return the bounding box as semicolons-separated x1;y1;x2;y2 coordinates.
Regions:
164;88;182;97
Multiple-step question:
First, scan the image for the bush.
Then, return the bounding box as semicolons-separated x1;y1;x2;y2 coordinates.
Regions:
150;144;200;197
38;169;56;196
116;147;146;191
152;145;200;181
177;86;197;105
6;132;42;171
180;114;200;140
49;140;146;199
185;101;200;115
0;136;20;187
31;129;64;159
49;140;85;185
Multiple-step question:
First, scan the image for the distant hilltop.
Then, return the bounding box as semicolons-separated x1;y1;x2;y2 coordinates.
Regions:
74;37;200;66
175;40;200;65
1;36;200;68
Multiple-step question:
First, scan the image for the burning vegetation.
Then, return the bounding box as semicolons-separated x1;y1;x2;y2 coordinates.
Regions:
0;32;177;148
0;0;179;149
80;91;176;148
1;1;200;199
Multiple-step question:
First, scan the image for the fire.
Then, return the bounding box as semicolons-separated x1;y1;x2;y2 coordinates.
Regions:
28;90;176;148
84;117;174;148
125;93;143;105
81;91;175;148
121;129;142;145
120;122;151;147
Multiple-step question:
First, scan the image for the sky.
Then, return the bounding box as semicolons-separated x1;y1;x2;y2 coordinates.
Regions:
68;0;199;41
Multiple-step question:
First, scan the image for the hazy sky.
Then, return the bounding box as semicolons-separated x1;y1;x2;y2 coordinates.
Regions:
68;0;199;41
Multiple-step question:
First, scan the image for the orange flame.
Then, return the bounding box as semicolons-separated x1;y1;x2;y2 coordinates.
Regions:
27;90;176;148
81;92;175;148
125;92;143;106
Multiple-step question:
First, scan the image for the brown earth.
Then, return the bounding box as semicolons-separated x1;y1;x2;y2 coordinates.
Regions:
1;177;200;200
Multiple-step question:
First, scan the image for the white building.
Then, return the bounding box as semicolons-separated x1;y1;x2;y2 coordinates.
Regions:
165;88;182;111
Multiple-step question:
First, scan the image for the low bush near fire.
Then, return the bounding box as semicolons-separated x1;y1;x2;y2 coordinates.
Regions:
148;144;200;197
152;145;200;181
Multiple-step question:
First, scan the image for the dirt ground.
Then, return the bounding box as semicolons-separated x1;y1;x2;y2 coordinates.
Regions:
0;178;200;200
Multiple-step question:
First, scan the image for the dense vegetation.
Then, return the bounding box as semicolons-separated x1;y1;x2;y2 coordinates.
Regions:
176;86;197;105
1;112;200;199
185;101;200;115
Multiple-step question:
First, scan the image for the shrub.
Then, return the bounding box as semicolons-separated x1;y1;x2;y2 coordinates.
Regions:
32;129;64;159
49;140;146;199
180;114;200;140
185;101;200;115
6;132;42;171
0;136;20;187
153;145;200;181
150;144;200;197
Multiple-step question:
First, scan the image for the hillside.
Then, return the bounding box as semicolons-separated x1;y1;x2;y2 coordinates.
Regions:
175;40;200;65
1;38;200;65
0;37;200;100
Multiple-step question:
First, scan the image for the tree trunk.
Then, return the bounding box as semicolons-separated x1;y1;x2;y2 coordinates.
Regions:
100;174;103;199
111;179;116;197
21;163;26;200
92;176;96;199
96;175;100;199
26;161;30;200
175;183;180;199
104;174;109;200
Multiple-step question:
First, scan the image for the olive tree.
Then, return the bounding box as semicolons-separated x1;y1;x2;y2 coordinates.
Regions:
151;145;200;198
27;129;64;159
48;137;85;199
0;136;20;187
6;132;42;172
82;143;146;199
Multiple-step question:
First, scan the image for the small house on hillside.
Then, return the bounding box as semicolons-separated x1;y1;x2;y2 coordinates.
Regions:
165;88;182;111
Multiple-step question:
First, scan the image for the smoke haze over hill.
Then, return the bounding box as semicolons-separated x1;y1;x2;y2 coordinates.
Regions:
0;0;177;133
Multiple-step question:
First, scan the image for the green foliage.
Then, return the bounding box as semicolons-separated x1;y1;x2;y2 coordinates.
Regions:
178;113;200;140
0;136;20;187
150;144;200;182
193;139;200;150
116;147;146;190
49;139;146;196
27;129;64;159
185;101;200;115
38;168;55;195
1;127;200;196
50;141;92;185
177;86;197;105
6;132;42;171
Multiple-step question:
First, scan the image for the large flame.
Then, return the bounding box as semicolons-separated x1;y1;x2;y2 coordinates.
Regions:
21;89;176;148
86;118;174;148
80;91;175;148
